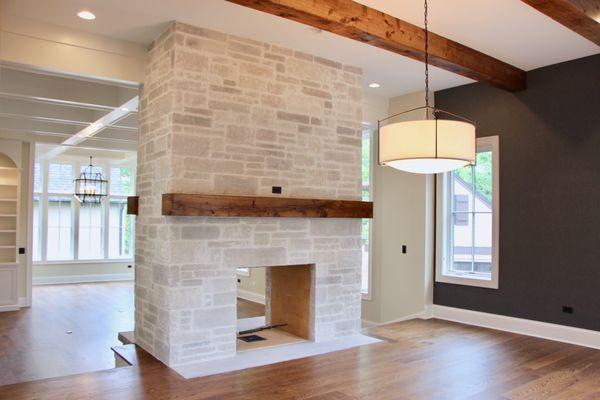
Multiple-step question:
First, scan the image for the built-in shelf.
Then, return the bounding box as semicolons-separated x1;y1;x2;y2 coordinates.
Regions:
0;199;17;202
0;215;17;217
160;193;373;218
0;230;16;233
0;245;16;249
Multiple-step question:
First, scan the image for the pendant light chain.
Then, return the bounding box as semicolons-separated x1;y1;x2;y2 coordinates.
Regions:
424;0;429;108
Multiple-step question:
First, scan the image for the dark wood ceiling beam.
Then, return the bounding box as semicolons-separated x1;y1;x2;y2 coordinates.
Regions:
225;0;526;91
521;0;600;45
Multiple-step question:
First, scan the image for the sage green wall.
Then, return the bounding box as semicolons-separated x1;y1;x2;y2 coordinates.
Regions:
361;91;434;324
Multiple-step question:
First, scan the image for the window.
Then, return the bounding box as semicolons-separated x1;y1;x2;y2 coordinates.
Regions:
79;202;104;259
33;155;135;263
437;136;499;289
109;199;133;258
361;125;373;298
46;196;73;260
32;195;41;262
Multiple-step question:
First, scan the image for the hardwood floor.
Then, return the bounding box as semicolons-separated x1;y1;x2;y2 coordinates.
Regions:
237;298;265;319
2;318;599;399
0;281;266;386
0;282;135;386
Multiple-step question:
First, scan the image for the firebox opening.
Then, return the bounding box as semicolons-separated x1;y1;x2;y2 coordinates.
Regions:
236;264;314;352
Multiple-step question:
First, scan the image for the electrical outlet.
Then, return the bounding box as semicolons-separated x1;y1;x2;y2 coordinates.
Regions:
562;306;574;314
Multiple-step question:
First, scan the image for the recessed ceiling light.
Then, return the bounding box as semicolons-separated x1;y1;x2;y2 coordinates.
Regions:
77;11;96;20
368;83;381;88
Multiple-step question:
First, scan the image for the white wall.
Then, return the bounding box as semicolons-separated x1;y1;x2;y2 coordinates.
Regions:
361;91;435;324
0;13;145;84
33;261;133;285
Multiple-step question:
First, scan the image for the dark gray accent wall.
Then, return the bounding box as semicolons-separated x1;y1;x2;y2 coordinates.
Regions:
434;54;600;331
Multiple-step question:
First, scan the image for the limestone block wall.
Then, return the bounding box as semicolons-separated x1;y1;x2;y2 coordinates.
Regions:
136;22;364;366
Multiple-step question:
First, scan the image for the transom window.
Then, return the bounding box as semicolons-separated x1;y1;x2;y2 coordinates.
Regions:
437;136;499;289
33;156;135;263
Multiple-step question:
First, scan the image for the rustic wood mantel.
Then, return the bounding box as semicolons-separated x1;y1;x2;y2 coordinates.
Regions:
160;193;373;218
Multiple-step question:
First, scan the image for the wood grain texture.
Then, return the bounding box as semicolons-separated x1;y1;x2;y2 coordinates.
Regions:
0;282;267;387
3;319;600;399
162;193;373;218
224;0;527;91
127;196;139;215
521;0;600;45
111;344;156;367
267;265;312;339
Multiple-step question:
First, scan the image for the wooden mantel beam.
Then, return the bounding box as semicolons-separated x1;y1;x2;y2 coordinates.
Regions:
162;194;373;218
225;0;526;91
521;0;600;46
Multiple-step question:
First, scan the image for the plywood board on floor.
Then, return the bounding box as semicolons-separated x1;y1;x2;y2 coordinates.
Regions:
237;327;306;352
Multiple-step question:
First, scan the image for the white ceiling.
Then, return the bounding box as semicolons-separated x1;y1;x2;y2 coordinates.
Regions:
2;0;599;97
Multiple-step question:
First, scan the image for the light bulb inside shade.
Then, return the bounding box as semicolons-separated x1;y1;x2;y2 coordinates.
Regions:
384;158;470;174
77;11;96;20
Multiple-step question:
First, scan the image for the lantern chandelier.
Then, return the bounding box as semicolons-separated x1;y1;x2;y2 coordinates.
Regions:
378;0;476;174
74;156;107;204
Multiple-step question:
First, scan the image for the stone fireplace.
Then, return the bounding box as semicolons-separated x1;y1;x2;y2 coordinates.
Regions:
135;22;364;367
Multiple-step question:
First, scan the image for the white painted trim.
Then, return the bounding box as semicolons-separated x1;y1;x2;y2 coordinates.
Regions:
18;296;28;307
33;272;134;285
432;305;600;350
237;288;265;305
361;309;429;327
0;304;20;312
436;135;500;289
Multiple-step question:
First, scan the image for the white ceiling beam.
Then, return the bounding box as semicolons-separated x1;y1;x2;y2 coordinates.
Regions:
44;96;139;159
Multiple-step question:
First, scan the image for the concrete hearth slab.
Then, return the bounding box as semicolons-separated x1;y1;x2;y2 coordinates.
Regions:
173;334;381;379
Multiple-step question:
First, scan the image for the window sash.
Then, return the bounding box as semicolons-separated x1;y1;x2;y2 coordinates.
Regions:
436;136;499;289
33;157;135;263
361;126;373;299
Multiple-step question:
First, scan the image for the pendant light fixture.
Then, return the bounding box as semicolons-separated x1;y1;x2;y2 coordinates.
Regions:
74;156;108;204
378;0;476;174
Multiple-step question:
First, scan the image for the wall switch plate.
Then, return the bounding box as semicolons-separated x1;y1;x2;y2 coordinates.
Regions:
272;186;282;194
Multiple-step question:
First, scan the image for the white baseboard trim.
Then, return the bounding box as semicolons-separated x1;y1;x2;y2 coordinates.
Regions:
432;305;600;350
237;289;265;305
362;309;429;327
18;297;29;307
33;273;134;285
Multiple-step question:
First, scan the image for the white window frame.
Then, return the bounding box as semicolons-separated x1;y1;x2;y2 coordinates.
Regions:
361;123;373;300
436;135;499;289
33;156;136;265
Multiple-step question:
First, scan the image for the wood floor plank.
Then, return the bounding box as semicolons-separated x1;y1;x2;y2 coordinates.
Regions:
1;284;599;399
